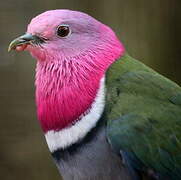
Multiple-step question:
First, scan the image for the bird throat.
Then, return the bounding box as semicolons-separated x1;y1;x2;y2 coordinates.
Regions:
35;58;106;133
34;38;124;150
45;76;105;151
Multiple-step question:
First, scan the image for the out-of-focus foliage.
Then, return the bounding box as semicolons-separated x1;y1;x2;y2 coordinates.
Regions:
0;0;180;180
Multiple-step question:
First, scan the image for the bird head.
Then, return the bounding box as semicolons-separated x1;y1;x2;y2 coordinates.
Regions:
8;10;125;133
8;9;125;63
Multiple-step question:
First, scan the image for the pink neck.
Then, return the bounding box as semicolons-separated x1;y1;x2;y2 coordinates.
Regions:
35;41;125;133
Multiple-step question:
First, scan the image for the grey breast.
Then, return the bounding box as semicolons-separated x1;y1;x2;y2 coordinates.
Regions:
53;126;131;180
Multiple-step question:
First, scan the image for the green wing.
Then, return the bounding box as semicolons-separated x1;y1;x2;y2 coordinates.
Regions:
106;54;181;179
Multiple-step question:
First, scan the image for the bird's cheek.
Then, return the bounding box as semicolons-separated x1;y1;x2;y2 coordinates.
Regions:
28;47;46;61
43;30;54;39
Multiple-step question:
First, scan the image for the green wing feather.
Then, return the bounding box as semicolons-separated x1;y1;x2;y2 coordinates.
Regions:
106;54;181;179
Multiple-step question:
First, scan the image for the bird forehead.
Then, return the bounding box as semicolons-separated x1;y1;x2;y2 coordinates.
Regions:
27;15;61;36
27;10;99;35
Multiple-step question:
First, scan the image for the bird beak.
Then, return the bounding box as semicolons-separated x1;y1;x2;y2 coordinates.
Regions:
8;33;37;52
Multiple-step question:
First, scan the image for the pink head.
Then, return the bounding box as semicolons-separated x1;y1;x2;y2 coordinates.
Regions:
9;10;125;132
25;10;125;61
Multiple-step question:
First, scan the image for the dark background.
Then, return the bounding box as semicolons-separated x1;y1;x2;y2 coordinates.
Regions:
0;0;181;180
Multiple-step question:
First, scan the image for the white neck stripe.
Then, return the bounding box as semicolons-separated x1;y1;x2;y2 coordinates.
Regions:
45;76;106;152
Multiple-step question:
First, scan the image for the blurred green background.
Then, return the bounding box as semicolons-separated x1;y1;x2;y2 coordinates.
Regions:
0;0;180;180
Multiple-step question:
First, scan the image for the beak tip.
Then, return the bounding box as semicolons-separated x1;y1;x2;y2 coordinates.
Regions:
8;33;36;53
8;46;12;52
8;41;15;52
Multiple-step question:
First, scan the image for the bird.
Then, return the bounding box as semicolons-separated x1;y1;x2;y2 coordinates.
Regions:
8;9;181;180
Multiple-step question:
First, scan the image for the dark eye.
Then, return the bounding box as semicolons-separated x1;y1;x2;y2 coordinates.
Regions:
57;25;70;37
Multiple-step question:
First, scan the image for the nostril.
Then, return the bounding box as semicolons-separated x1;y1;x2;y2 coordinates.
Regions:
20;33;35;41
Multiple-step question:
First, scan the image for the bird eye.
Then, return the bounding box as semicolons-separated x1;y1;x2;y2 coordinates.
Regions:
57;25;70;37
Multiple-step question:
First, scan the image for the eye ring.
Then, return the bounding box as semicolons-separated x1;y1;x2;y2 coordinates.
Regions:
56;25;71;38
